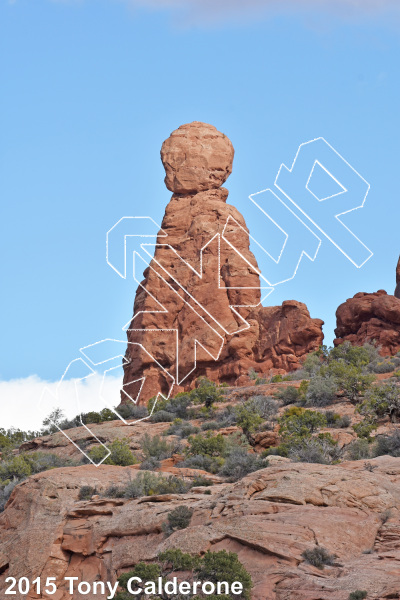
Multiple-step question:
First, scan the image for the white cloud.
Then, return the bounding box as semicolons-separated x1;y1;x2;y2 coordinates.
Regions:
0;374;123;432
122;0;400;25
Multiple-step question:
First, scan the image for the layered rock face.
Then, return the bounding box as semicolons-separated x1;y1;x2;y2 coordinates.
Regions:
2;457;400;600
334;258;400;355
123;122;323;402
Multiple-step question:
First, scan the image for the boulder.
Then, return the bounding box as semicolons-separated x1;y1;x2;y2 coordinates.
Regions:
334;290;400;356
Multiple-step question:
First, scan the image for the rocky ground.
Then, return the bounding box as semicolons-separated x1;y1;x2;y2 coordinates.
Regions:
2;375;400;600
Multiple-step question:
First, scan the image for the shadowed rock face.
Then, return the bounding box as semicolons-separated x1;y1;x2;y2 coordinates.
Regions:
395;256;400;299
334;257;400;356
122;122;323;402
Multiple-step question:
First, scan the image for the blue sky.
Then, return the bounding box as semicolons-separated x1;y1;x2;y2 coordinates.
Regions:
1;0;399;429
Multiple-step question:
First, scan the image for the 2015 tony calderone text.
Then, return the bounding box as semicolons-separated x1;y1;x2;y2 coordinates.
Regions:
5;576;244;598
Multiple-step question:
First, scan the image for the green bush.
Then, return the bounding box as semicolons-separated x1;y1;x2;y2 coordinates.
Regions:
159;548;199;571
329;341;372;368
186;432;227;458
87;438;137;466
234;403;263;438
303;352;323;376
141;433;178;463
165;419;200;438
305;375;338;407
162;505;193;536
123;472;191;498
189;378;223;409
348;592;367;600
0;452;71;482
275;386;300;406
279;407;327;438
345;439;371;461
78;485;97;500
352;418;377;440
358;381;400;423
301;545;336;569
286;434;341;465
117;549;252;600
373;430;400;457
195;550;252;600
327;361;374;402
219;447;268;481
0;480;17;512
325;411;351;428
118;562;161;592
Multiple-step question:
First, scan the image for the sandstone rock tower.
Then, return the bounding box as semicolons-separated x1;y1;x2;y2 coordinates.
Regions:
122;122;323;403
395;256;400;299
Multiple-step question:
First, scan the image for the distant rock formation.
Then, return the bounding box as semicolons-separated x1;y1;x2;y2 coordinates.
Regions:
334;257;400;355
395;256;400;299
122;122;323;402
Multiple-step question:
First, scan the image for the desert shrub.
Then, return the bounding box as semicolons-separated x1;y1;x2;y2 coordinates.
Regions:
219;447;268;481
306;375;338;407
191;475;214;487
325;411;351;428
117;404;148;420
368;359;397;374
142;433;178;461
301;546;336;569
87;439;137;466
178;454;222;473
303;352;323;376
373;430;400;457
216;406;238;427
159;548;199;571
285;368;307;381
186;432;226;457
201;421;219;431
271;374;283;383
329;341;372;368
0;480;17;512
275;385;300;406
279;407;327;438
149;410;175;422
327;361;374;402
348;592;367;600
247;395;279;420
165;419;199;438
248;368;258;381
0;427;38;449
0;452;71;481
78;485;97;500
347;438;372;460
345;439;371;461
352;418;377;440
118;549;252;600
234;402;263;438
189;378;223;409
139;457;161;471
195;550;253;600
358;381;400;424
287;434;341;465
123;472;191;498
118;562;162;593
103;484;125;498
162;505;193;536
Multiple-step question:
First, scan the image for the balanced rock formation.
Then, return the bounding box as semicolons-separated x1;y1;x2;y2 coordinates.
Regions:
334;258;400;355
122;122;323;402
